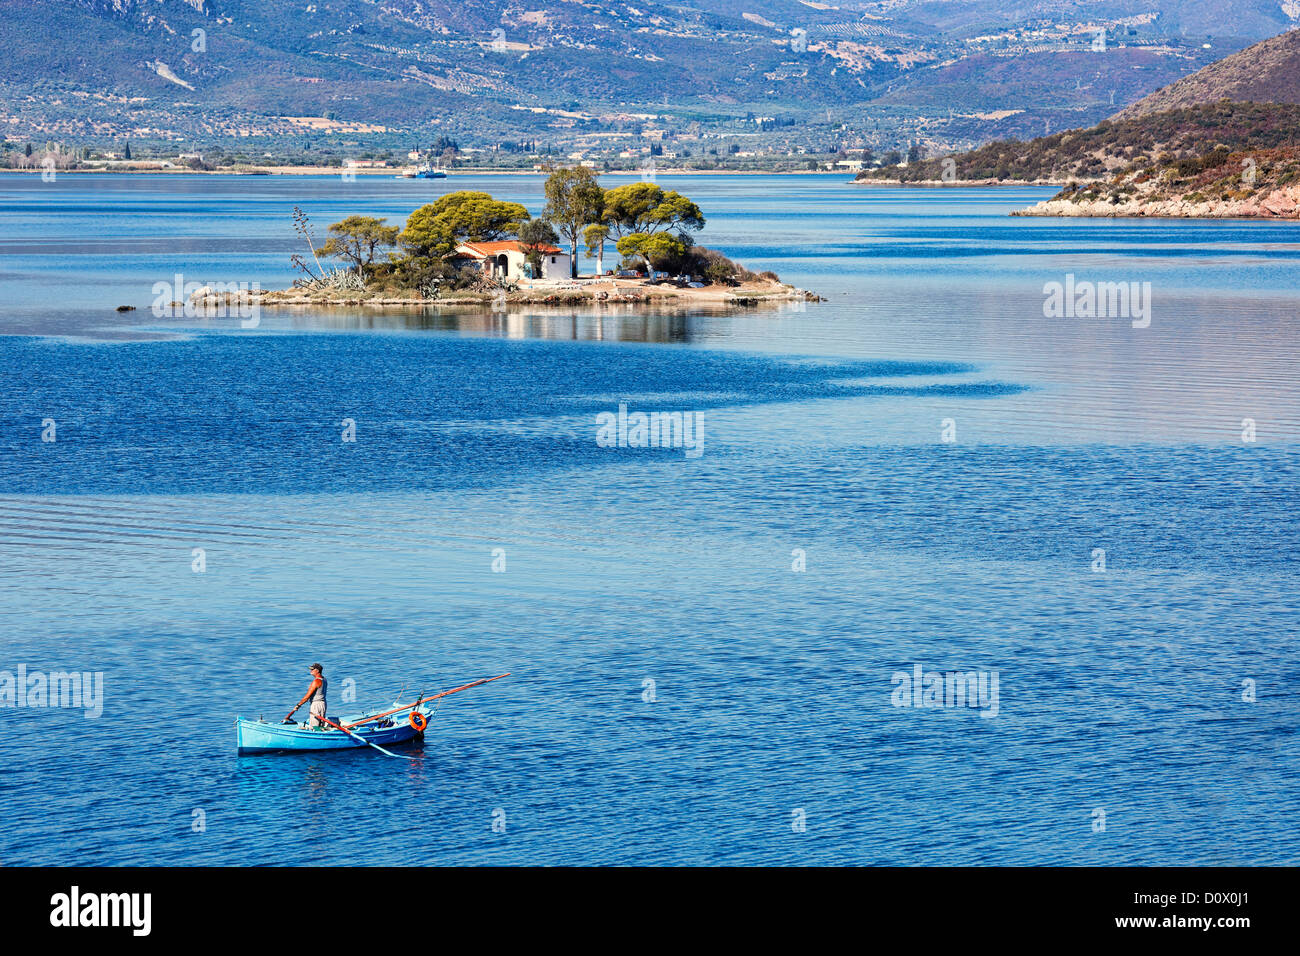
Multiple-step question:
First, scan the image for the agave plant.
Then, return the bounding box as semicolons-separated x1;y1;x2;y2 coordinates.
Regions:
293;266;367;293
325;268;367;292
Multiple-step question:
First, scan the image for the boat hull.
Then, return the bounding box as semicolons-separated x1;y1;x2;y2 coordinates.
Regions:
235;707;430;754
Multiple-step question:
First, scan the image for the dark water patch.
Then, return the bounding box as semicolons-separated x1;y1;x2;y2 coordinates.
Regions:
0;333;1012;494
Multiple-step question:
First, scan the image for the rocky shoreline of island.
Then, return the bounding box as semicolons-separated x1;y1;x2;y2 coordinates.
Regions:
853;177;1071;188
186;277;819;312
851;175;1300;219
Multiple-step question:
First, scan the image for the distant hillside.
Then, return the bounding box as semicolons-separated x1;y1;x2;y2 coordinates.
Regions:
858;28;1300;185
875;27;1300;218
0;0;1290;153
879;0;1299;39
869;47;1211;135
857;102;1300;182
0;0;906;142
1119;28;1300;118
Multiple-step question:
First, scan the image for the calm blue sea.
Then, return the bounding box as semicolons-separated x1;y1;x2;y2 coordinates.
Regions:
0;172;1297;865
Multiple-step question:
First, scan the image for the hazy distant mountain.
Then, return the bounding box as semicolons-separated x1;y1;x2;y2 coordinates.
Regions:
0;0;1295;151
1118;27;1300;118
870;0;1298;38
1;0;905;136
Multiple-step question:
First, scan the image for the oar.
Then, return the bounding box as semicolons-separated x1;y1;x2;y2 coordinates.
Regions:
315;713;418;761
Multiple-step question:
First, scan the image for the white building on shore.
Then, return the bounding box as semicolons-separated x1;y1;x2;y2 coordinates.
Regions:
450;240;571;281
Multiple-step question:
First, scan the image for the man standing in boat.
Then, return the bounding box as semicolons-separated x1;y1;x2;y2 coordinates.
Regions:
286;663;328;728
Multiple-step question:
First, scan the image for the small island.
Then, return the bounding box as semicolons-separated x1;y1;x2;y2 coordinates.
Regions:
852;28;1300;222
854;104;1300;221
195;169;816;312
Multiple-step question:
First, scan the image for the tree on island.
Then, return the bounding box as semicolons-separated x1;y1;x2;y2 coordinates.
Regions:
399;190;529;259
123;141;131;160
518;218;560;277
601;182;704;241
287;180;745;296
320;215;399;276
601;182;658;240
542;166;604;278
616;231;689;274
583;223;609;276
599;182;705;275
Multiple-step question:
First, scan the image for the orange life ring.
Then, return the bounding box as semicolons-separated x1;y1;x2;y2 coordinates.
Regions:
408;711;428;732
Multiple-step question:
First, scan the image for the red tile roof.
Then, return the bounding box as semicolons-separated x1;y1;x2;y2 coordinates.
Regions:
456;240;563;257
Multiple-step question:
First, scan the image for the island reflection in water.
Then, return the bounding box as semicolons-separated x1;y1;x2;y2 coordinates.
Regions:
159;299;810;344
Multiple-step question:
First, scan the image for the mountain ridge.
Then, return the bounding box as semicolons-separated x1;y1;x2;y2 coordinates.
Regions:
0;0;1293;153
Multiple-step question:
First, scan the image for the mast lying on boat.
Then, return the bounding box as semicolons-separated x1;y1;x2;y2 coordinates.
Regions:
340;673;510;730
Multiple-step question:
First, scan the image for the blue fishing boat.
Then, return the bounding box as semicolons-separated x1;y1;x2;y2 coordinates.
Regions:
235;674;507;756
235;706;433;754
